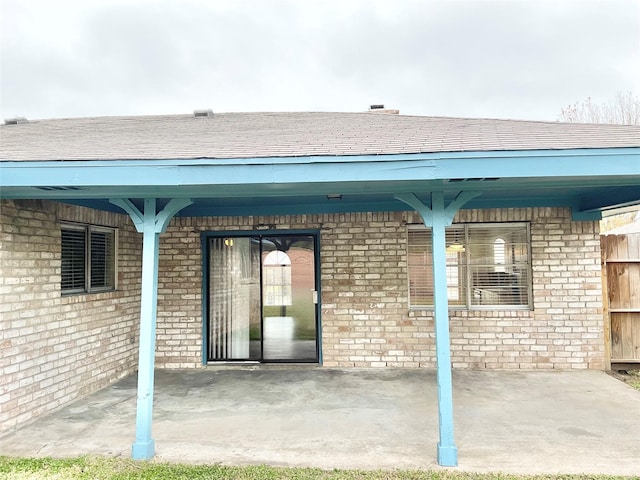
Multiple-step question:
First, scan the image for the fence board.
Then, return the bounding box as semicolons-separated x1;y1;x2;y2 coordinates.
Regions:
601;233;640;366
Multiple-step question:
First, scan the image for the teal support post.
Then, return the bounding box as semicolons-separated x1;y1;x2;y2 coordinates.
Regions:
395;191;479;467
110;198;192;460
429;192;458;466
132;198;160;459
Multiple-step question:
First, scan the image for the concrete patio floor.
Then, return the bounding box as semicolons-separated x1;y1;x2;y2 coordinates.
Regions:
1;368;639;475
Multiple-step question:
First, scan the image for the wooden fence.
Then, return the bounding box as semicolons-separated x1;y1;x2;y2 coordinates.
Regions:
601;233;640;370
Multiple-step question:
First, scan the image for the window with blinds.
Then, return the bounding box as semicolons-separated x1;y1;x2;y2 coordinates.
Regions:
61;227;86;292
407;223;531;309
61;224;116;294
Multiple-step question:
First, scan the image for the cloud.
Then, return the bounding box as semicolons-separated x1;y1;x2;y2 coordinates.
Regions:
1;0;638;121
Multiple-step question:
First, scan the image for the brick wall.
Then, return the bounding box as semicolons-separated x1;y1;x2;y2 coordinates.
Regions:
0;200;141;434
156;217;203;368
156;207;604;370
0;202;605;431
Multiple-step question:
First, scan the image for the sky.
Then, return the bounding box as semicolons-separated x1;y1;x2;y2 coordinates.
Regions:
1;0;638;122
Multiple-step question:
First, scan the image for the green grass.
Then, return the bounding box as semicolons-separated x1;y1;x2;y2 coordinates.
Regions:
261;292;317;340
0;457;636;480
628;370;640;391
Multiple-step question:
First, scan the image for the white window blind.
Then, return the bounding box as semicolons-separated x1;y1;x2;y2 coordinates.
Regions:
408;223;531;309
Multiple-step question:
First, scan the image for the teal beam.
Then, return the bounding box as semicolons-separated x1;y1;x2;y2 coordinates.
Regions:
571;208;602;222
155;198;194;232
109;198;144;231
395;190;479;467
394;192;433;224
575;185;640;215
110;197;192;460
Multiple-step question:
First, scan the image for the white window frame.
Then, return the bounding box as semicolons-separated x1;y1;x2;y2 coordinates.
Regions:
407;222;532;310
61;223;118;295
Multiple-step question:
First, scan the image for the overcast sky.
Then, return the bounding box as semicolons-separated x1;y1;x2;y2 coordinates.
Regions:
1;0;638;122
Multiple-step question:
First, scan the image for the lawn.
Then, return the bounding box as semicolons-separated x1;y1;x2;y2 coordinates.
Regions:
610;369;640;391
0;457;635;480
627;370;640;390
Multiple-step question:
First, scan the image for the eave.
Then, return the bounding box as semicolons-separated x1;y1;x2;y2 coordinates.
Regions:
1;147;639;220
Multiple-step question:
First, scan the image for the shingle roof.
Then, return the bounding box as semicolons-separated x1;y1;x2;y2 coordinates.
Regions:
1;111;639;161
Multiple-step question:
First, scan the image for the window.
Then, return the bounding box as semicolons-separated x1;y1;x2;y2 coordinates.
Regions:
408;223;531;309
61;224;116;294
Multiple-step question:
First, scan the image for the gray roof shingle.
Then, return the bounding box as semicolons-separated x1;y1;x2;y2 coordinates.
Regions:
1;111;639;161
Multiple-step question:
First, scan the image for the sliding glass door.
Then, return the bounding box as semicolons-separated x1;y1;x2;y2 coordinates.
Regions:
207;234;318;362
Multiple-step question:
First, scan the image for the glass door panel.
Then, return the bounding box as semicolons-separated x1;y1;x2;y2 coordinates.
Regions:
209;237;261;360
262;236;317;361
208;234;317;363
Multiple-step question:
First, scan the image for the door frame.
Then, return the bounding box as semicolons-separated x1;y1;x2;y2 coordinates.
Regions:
200;229;322;364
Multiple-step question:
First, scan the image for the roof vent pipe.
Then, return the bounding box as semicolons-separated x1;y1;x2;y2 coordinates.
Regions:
193;109;213;118
368;105;400;114
4;117;28;125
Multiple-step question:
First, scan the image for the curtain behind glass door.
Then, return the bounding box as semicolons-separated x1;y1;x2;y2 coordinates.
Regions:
209;237;261;360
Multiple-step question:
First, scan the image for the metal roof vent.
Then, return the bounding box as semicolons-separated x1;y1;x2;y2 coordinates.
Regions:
447;178;500;183
4;117;28;125
193;109;213;118
368;105;399;114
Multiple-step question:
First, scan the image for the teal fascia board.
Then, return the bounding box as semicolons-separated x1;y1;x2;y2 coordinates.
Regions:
2;148;638;189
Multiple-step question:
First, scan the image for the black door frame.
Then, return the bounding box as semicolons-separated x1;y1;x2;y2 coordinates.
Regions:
201;229;321;364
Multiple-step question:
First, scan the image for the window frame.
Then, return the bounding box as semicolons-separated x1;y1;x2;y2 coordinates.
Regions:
61;222;118;295
407;222;532;311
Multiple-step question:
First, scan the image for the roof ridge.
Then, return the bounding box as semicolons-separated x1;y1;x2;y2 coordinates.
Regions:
6;111;640;128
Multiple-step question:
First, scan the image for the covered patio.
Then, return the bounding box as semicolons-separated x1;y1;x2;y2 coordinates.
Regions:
0;368;638;475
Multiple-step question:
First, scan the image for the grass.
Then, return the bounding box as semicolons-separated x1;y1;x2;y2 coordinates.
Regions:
261;292;317;340
627;370;640;391
611;369;640;392
0;457;636;480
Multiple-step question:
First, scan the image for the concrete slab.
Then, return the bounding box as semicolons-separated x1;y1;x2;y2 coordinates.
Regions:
1;368;638;475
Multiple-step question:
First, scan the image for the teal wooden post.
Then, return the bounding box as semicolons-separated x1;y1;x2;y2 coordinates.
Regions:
110;198;192;460
132;198;160;458
395;191;479;467
429;192;457;466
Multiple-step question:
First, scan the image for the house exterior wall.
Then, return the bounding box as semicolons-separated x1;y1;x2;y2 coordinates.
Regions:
156;207;605;371
0;200;141;434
